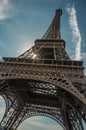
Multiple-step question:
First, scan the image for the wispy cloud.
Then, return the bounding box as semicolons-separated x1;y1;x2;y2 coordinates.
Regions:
19;116;63;130
0;40;10;51
0;0;12;20
66;4;81;60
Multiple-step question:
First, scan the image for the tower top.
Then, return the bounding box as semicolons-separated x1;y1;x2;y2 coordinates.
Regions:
56;9;62;16
42;9;62;40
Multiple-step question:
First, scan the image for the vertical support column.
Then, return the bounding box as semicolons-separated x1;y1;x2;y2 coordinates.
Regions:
63;105;84;130
11;106;27;130
0;97;26;130
62;102;71;130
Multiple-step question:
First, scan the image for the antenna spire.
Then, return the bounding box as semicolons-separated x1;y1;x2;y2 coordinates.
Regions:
42;9;62;40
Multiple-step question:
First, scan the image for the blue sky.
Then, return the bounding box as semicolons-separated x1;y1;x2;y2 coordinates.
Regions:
0;0;86;130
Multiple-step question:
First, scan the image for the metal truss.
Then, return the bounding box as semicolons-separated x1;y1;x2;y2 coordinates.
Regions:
0;88;85;130
0;9;86;130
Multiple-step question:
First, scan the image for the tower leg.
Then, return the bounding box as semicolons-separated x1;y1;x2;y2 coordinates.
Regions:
0;97;26;130
62;103;71;130
65;105;84;130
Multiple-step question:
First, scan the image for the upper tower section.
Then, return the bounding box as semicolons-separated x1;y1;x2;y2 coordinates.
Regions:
42;9;62;40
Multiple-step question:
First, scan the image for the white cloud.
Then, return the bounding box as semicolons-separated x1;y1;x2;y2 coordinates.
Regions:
0;0;12;20
66;4;81;60
19;116;63;130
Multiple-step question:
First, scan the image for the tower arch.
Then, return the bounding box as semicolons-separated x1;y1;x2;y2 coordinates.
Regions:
0;9;86;130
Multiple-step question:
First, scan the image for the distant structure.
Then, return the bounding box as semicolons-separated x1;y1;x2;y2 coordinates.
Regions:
0;9;86;130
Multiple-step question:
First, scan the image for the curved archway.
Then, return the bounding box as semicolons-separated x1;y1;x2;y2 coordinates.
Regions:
18;116;63;130
8;78;86;108
2;65;86;105
0;96;5;122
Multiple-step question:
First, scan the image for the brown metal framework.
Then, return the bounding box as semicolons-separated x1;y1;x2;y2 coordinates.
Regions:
0;9;86;130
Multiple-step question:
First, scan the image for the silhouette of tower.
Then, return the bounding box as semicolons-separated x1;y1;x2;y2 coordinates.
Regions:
0;9;86;130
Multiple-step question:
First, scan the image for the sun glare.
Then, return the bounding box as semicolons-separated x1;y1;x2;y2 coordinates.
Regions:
32;54;37;59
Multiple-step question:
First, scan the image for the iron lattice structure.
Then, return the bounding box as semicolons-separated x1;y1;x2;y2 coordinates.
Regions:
0;9;86;130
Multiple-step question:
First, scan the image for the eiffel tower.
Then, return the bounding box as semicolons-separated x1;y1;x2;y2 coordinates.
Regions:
0;9;86;130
